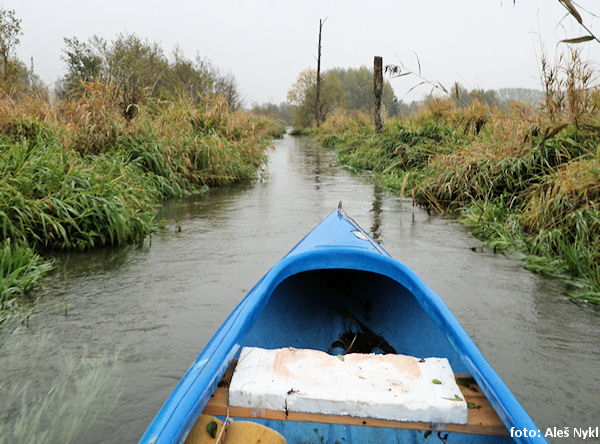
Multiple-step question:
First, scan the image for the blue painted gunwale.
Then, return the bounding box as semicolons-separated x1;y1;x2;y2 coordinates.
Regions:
140;209;545;444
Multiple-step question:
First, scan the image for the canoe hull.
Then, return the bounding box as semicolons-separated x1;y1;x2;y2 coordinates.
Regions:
140;210;545;444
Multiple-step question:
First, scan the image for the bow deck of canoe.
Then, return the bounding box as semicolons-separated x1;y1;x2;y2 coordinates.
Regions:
140;208;546;444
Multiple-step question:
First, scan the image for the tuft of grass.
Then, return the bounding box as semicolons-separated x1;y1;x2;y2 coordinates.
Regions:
0;239;53;324
289;127;310;136
0;137;157;251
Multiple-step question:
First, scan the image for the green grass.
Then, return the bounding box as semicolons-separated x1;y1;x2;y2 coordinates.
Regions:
0;137;157;251
459;199;600;303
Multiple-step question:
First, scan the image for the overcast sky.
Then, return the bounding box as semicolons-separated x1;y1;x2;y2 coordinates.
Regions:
3;0;600;105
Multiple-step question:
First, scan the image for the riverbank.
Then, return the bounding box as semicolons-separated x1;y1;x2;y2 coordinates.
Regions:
312;102;600;304
0;87;284;323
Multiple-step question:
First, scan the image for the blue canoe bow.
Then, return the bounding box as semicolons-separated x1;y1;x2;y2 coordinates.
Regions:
140;208;546;444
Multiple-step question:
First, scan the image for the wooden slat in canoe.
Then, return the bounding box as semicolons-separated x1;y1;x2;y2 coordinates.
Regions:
201;361;509;437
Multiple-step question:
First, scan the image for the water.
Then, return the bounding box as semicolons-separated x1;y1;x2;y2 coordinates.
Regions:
1;135;599;443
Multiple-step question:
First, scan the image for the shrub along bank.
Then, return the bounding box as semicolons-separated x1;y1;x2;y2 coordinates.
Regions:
0;87;284;323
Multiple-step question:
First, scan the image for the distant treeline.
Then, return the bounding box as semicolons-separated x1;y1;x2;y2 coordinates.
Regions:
283;63;543;128
250;102;293;125
449;84;543;108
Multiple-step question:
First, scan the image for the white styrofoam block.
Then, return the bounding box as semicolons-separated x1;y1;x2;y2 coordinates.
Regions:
229;347;467;424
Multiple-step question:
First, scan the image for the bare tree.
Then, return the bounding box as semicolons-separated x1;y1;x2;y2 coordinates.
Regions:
315;18;326;127
373;56;384;132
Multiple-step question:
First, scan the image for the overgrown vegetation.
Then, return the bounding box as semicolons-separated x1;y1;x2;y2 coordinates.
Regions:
311;48;600;304
0;92;281;323
0;8;284;323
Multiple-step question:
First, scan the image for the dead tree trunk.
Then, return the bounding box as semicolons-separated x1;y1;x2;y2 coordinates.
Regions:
373;56;383;133
316;19;324;127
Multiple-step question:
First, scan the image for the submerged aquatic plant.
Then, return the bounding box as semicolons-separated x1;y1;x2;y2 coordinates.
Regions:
0;334;122;443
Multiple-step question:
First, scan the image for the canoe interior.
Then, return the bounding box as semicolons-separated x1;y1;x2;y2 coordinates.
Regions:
219;268;512;444
243;269;465;367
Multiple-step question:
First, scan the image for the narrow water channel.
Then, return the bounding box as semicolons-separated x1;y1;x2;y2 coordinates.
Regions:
1;135;599;443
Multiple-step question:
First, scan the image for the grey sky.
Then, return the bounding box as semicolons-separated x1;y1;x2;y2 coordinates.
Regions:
3;0;600;105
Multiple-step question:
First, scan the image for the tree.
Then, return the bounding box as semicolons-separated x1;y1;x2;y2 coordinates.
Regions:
315;18;325;126
287;68;343;127
373;56;384;132
0;8;22;84
168;54;242;109
57;37;104;97
58;33;243;114
166;48;213;100
2;59;31;95
0;9;45;98
328;66;401;117
105;34;169;114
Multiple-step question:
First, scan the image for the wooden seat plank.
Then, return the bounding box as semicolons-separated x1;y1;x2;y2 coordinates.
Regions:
202;361;508;437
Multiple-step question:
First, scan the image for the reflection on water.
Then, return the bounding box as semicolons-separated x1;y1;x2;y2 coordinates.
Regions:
313;141;322;191
0;135;598;443
370;184;384;242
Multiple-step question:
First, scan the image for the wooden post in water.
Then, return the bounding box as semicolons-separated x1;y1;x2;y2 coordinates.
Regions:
373;56;383;133
316;19;324;127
